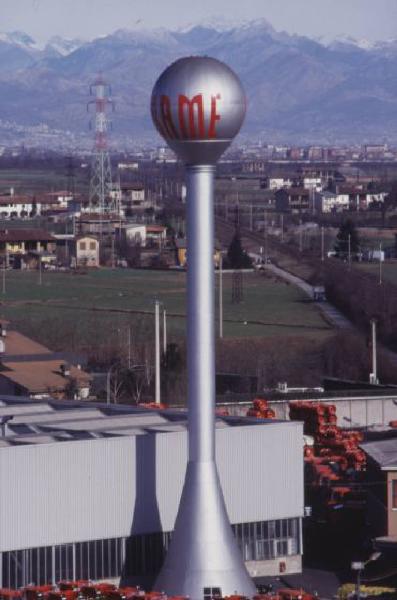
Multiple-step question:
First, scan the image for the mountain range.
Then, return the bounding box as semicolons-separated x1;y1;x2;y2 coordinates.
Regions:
0;20;397;148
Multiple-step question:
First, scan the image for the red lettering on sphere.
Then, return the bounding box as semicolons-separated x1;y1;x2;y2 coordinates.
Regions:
178;94;205;139
160;95;178;139
208;94;221;139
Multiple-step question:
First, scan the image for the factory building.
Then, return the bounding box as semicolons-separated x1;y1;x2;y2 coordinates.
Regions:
0;397;304;588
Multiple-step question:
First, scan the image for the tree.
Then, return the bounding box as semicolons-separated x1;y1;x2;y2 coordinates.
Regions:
226;232;252;269
334;219;360;257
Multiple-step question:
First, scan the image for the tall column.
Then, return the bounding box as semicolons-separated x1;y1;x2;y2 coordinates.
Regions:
186;165;216;462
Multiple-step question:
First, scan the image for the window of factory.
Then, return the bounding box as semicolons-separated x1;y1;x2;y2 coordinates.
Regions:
1;519;300;588
1;538;124;589
232;517;301;562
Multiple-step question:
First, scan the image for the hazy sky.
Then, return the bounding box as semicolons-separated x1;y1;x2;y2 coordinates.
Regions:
1;0;397;43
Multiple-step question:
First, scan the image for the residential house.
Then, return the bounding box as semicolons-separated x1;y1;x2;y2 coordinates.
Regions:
176;238;221;268
0;195;41;219
75;235;100;267
117;224;167;248
314;191;350;213
120;185;158;217
0;229;56;268
266;178;293;191
348;189;387;210
275;187;310;213
146;225;167;248
119;224;147;246
0;322;91;400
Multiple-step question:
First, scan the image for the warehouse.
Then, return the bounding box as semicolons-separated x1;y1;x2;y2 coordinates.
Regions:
0;397;304;587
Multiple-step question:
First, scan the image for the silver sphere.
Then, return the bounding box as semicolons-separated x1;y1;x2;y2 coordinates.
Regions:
151;56;246;164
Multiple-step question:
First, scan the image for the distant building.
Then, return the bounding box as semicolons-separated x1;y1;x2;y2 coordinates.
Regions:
302;176;323;191
118;224;167;248
314;191;350;213
146;225;167;247
120;185;158;216
362;439;397;547
0;195;41;219
75;235;100;267
266;177;293;191
0;229;56;268
348;189;387;210
0;323;91;400
176;238;221;268
275;187;310;213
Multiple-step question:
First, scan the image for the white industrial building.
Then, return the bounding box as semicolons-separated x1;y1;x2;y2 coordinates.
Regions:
0;397;304;588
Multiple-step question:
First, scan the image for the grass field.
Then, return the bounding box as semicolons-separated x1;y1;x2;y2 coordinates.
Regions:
0;268;331;350
356;262;397;285
0;168;88;194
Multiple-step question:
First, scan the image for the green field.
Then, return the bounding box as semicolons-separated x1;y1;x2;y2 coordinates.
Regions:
356;262;397;285
0;268;331;351
0;168;88;194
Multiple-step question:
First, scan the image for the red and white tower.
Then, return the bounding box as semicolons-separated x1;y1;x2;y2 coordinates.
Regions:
88;74;117;214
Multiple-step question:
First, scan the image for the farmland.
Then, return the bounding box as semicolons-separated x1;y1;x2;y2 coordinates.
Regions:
0;167;88;195
0;268;331;352
356;262;397;285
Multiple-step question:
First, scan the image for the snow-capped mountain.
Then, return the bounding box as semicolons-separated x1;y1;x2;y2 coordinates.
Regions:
45;36;85;57
0;30;40;50
0;21;396;145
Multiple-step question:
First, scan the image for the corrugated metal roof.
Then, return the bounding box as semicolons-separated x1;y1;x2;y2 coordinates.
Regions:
362;439;397;469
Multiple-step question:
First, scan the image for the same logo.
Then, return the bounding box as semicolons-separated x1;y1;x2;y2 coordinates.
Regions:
152;93;221;141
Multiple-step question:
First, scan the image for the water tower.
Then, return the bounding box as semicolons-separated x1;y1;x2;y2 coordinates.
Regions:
151;57;255;600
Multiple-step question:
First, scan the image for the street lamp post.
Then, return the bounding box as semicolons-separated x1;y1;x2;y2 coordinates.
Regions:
351;552;381;599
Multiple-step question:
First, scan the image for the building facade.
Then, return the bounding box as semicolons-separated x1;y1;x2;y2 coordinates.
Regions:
0;400;304;587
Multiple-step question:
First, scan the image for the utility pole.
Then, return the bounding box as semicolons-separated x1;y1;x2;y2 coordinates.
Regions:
370;318;378;384
264;210;268;263
127;326;131;370
299;219;303;252
219;254;223;339
155;300;161;404
321;226;325;262
38;256;42;285
111;235;115;269
379;242;383;285
2;254;5;295
348;234;351;269
163;307;167;355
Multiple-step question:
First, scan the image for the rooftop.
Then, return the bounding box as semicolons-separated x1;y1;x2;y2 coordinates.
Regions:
0;229;56;242
0;396;292;448
361;438;397;470
2;330;52;357
0;360;91;393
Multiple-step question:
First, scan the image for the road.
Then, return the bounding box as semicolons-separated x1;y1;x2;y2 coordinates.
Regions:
265;263;354;330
